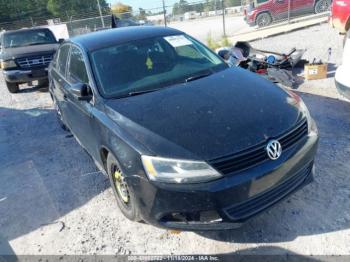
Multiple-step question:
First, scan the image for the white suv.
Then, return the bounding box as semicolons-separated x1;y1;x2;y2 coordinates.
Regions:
335;31;350;100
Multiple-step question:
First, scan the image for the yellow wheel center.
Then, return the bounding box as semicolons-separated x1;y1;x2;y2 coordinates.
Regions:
113;170;129;203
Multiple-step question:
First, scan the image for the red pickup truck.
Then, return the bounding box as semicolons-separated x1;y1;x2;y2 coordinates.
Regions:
244;0;331;27
330;0;350;33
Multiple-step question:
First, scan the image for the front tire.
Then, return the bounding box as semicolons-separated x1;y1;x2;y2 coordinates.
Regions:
107;153;140;222
6;81;19;93
256;12;272;27
314;0;330;14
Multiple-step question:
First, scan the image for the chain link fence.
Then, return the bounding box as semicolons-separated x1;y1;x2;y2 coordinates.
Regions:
0;0;331;43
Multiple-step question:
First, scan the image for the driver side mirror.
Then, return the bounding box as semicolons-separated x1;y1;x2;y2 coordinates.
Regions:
69;82;92;101
58;38;64;44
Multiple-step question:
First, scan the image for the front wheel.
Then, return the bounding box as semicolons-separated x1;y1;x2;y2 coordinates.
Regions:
107;153;141;222
256;13;272;28
314;0;330;13
6;81;19;93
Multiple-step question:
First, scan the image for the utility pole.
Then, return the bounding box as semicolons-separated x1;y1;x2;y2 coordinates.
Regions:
287;0;291;23
222;0;226;36
97;0;105;28
162;0;167;27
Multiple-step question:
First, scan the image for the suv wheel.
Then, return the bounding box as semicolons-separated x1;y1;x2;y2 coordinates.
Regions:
107;153;141;222
256;13;272;27
6;81;19;93
314;0;330;13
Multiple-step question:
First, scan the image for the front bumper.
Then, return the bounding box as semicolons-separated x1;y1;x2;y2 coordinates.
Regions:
331;17;347;33
246;17;256;26
128;132;318;231
335;65;350;100
335;79;350;100
3;68;48;83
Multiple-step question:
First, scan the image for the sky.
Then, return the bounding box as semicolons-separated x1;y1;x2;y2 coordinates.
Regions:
106;0;197;11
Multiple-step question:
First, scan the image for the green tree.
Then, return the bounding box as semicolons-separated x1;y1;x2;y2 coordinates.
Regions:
111;2;133;18
226;0;241;7
138;8;146;20
47;0;109;19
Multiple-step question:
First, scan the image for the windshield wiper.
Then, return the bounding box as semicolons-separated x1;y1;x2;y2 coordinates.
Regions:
185;71;212;83
116;88;162;98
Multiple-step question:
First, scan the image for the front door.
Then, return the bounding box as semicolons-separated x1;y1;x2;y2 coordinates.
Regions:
270;0;289;20
291;0;315;16
62;45;97;157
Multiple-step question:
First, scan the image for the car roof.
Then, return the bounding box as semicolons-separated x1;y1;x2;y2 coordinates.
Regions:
3;27;52;35
70;26;183;52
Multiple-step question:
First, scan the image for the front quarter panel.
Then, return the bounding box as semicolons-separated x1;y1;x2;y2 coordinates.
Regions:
90;103;150;180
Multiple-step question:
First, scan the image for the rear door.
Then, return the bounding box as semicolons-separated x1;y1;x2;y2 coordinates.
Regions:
268;0;289;20
51;44;71;120
291;0;315;16
63;45;97;156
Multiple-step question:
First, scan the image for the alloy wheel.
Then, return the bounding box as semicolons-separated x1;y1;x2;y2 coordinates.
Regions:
257;13;271;27
112;166;130;206
315;0;329;13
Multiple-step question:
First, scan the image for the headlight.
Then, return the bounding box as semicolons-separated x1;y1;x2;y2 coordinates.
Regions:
141;155;222;184
1;60;17;69
299;98;317;134
285;89;317;135
248;10;257;16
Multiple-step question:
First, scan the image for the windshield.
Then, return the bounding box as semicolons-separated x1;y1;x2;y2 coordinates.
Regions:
90;34;227;98
3;29;57;48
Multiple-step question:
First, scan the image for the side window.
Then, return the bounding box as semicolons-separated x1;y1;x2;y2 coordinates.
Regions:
51;49;59;68
175;45;203;59
257;0;269;3
68;46;89;84
57;45;70;76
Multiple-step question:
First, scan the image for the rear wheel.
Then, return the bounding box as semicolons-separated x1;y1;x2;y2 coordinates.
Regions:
314;0;330;13
256;13;272;27
107;153;140;221
6;81;19;93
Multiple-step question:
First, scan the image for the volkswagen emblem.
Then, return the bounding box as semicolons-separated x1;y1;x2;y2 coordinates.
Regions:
266;140;282;160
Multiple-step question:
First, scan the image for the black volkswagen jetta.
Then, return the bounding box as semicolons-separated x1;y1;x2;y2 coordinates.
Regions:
49;26;318;230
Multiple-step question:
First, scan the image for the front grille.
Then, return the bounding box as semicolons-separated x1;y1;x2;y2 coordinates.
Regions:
209;119;308;175
224;162;313;221
16;55;53;69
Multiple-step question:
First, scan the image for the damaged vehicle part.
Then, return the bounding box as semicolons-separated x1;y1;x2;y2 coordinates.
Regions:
218;41;305;88
49;27;319;231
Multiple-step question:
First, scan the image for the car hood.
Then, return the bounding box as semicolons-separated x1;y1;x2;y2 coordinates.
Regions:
2;43;59;60
104;67;303;160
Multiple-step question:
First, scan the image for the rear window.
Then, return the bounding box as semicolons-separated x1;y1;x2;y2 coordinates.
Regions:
3;29;57;48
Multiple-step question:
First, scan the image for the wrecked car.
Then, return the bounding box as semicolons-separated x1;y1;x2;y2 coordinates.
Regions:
49;27;318;230
218;41;306;87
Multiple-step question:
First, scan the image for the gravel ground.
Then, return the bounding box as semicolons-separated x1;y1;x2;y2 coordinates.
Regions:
1;23;350;256
169;15;249;42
